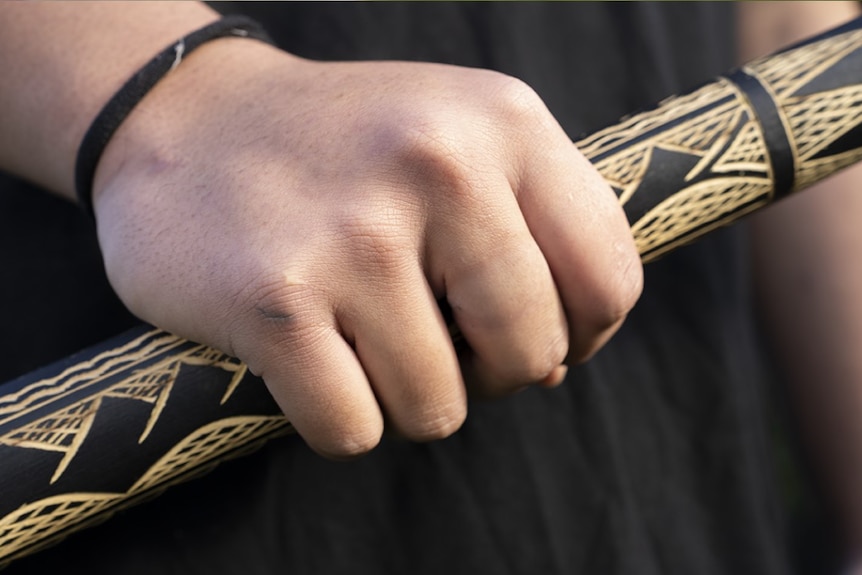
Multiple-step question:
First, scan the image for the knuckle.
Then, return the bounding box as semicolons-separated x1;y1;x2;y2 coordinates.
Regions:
567;345;598;366
319;427;383;460
523;333;570;382
382;108;489;208
619;255;645;313
230;273;327;367
564;250;643;365
247;276;319;330
336;211;415;277
489;74;548;124
403;403;467;442
398;123;475;193
506;339;568;384
599;249;644;326
573;246;643;332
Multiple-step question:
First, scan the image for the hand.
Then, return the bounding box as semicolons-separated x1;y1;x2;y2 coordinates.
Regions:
91;38;642;458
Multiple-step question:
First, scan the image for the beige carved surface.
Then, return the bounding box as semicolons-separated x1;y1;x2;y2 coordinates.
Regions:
578;79;774;261
4;16;862;572
578;25;862;260
0;330;290;567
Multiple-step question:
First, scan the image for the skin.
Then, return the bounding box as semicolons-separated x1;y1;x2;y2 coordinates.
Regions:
743;0;862;562
5;0;862;567
0;2;642;459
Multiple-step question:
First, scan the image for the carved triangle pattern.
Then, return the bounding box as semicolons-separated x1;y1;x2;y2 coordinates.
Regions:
631;178;772;258
742;28;862;193
578;78;772;260
578;24;862;261
749;29;862;99
0;331;290;567
711;120;770;173
0;332;187;420
589;98;743;206
578;82;732;157
0;345;248;484
784;84;862;160
131;416;289;493
6;19;862;570
0;399;98;454
106;367;177;404
0;416;290;564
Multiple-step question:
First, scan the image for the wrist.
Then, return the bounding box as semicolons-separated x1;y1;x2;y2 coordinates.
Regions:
0;2;222;199
79;15;273;217
92;37;292;221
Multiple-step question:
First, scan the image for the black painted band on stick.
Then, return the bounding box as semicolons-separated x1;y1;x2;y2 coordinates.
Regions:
725;68;796;198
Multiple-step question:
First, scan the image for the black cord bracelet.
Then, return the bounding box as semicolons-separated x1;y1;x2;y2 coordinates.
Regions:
74;15;273;218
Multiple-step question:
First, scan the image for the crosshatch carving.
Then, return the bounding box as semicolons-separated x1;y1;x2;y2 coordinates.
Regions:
578;27;862;261
0;329;290;567
2;19;862;571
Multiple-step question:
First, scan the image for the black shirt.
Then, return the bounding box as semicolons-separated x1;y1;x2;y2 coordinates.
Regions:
0;3;806;574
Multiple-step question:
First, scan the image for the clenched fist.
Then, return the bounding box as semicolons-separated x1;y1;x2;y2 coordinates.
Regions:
91;38;642;458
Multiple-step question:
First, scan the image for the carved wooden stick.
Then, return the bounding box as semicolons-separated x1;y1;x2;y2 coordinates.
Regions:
2;16;862;568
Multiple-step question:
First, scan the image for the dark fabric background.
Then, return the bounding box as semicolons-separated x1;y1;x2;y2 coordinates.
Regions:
0;3;834;574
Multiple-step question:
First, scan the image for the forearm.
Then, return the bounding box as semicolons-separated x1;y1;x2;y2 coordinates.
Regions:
0;1;218;199
742;0;862;549
752;165;862;544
